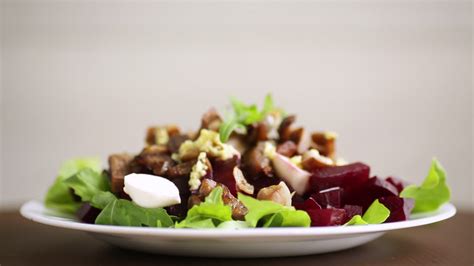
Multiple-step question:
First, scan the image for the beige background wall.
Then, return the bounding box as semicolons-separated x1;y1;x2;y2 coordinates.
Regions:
1;0;472;210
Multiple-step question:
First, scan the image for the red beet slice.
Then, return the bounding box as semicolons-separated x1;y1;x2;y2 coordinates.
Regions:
343;204;363;222
344;176;399;211
307;208;347;226
309;162;370;193
211;156;240;196
379;196;414;222
293;197;322;211
312;187;343;208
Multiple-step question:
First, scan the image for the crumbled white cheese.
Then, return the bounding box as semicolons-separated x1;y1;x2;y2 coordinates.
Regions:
263;141;277;159
178;129;240;160
189;152;209;190
155;127;169;145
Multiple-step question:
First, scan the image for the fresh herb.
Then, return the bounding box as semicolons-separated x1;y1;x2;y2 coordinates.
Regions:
95;199;174;227
219;94;281;142
400;158;451;213
238;193;310;227
345;199;390;225
175;187;233;228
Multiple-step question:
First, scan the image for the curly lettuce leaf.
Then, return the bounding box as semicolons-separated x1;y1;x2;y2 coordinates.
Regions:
400;158;451;213
95;199;173;227
63;168;110;202
45;158;102;213
345;199;390;225
175;187;233;228
238;193;310;227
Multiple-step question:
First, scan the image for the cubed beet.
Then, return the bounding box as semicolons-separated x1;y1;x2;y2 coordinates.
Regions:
293;197;322;211
386;177;406;194
210;156;240;196
379;196;414;222
309;162;370;193
344;176;399;211
312;187;343;208
343;204;363;222
307;208;347;226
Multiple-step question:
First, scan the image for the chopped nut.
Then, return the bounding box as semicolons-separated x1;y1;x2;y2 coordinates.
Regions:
311;131;337;159
301;149;334;171
257;181;292;206
233;167;254;195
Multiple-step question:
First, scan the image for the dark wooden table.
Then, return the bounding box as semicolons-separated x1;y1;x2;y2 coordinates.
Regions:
1;211;472;266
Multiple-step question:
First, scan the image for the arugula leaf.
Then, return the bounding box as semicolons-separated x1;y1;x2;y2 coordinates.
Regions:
219;94;281;142
400;158;451;213
175;187;233;228
45;158;102;213
345;199;390;225
90;191;117;209
238;193;310;227
95;199;173;227
63;168;110;202
219;116;246;143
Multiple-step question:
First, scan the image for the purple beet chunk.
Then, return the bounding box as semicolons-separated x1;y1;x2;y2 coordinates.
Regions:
344;176;399;211
312;187;343;208
343;204;363;222
307;208;347;226
76;203;101;224
379;196;414;222
211;156;240;196
293;197;322;211
386;177;406;194
309;162;370;193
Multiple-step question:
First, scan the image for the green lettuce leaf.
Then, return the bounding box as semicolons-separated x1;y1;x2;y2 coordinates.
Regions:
95;199;173;227
400;158;451;213
345;199;390;225
63;168;110;202
45;158;102;213
175;187;233;228
217;221;250;229
238;193;310;227
90;191;117;209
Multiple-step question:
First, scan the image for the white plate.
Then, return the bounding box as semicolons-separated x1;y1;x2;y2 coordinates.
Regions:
20;200;456;258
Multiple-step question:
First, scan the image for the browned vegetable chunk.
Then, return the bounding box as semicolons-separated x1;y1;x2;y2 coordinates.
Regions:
108;153;133;197
200;108;222;132
145;125;181;146
131;145;175;176
167;134;189;154
278;115;296;142
188;178;248;220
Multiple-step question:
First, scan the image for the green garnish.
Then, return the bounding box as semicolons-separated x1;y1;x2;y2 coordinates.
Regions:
345;199;390;225
400;158;451;213
45;158;102;213
175;187;233;228
219;94;282;142
238;193;311;227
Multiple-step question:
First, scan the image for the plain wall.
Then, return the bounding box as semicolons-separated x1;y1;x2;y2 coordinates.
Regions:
1;0;472;210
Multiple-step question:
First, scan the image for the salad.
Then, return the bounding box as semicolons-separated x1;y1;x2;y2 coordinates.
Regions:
44;95;451;229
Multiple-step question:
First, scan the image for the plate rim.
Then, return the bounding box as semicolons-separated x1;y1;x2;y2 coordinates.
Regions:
20;200;456;239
